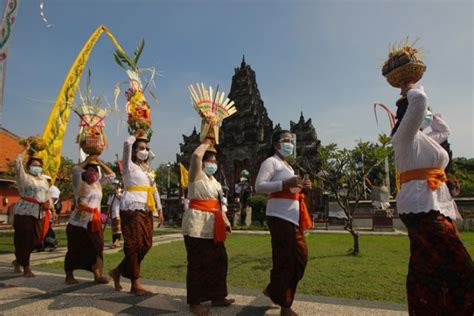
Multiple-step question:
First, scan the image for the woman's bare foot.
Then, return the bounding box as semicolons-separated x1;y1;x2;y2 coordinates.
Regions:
23;266;35;278
23;271;35;277
211;298;235;306
130;282;153;296
113;240;121;248
109;269;122;291
281;307;298;316
94;275;110;284
65;275;79;285
190;304;210;316
11;260;21;273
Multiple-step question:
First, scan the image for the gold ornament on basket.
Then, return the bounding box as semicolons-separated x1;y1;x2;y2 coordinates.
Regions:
382;38;426;88
188;83;237;152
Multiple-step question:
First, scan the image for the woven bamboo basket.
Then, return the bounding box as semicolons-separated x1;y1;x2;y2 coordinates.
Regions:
385;61;426;88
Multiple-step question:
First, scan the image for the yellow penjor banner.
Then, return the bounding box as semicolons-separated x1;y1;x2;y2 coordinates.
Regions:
38;25;126;182
179;163;189;189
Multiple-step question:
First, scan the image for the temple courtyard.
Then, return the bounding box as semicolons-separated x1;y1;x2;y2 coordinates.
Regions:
0;229;472;315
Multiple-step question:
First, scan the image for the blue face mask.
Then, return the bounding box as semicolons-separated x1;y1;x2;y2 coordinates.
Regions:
278;142;294;158
421;110;433;130
29;166;43;176
204;162;218;176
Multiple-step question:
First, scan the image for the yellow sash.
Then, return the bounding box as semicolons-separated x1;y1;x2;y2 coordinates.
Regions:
126;186;157;212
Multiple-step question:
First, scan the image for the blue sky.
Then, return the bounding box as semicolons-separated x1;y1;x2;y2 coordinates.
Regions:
2;0;473;167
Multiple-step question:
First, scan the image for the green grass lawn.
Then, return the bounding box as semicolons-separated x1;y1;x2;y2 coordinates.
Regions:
0;229;71;254
0;227;174;254
41;232;474;304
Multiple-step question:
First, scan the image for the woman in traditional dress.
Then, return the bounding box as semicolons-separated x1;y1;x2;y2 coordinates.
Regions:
108;180;123;249
64;155;115;284
12;145;51;277
182;139;234;316
255;130;312;316
109;129;164;296
380;40;474;314
391;83;474;315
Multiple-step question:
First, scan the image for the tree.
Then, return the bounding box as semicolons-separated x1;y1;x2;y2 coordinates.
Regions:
453;158;474;197
316;135;392;255
155;163;179;195
248;194;268;226
55;156;75;200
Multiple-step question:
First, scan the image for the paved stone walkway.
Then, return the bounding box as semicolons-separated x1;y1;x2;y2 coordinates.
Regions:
0;264;407;315
0;230;409;315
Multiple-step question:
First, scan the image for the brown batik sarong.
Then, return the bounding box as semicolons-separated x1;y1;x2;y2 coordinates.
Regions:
64;223;104;272
112;217;122;235
184;235;229;304
266;216;308;308
112;217;122;242
13;214;44;267
400;210;474;315
117;210;153;280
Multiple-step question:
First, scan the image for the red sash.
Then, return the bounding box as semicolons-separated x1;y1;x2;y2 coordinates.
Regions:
269;189;313;231
77;204;102;232
188;199;226;243
21;197;50;239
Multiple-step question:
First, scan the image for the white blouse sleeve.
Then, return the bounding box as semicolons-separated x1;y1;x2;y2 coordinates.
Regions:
123;135;136;174
153;187;162;211
255;158;283;194
72;165;84;197
427;114;450;144
189;143;209;182
14;154;27;193
100;173;116;187
393;87;428;142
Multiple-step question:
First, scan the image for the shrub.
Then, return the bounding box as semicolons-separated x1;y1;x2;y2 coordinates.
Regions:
248;194;268;226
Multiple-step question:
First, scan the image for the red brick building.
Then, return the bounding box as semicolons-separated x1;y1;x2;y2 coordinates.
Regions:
0;128;24;223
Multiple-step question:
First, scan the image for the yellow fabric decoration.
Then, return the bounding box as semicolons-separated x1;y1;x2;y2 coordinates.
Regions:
38;25;127;182
125;185;157;212
179;163;189;189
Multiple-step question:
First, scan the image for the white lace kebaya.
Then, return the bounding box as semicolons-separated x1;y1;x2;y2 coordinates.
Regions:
391;87;461;220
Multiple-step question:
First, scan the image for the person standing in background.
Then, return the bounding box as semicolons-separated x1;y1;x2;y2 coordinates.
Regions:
107;180;123;249
42;175;60;251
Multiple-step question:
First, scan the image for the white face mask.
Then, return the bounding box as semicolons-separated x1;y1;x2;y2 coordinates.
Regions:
204;162;218;176
421;110;433;130
136;149;149;161
278;142;294;158
29;166;43;176
148;150;156;161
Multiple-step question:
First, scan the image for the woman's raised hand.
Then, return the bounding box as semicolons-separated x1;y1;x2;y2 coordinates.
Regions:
203;138;213;146
134;129;145;139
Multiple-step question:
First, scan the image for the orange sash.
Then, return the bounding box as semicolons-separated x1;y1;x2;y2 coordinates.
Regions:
77;204;102;232
399;168;447;191
188;199;227;243
22;197;50;239
270;189;313;231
